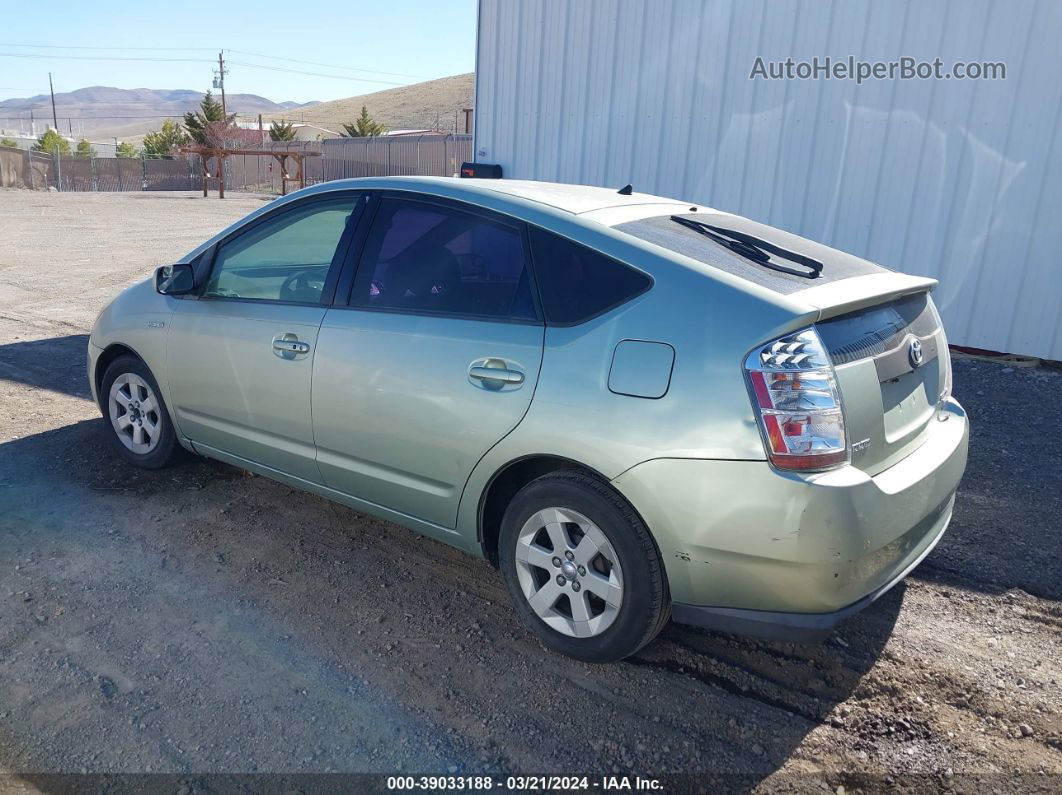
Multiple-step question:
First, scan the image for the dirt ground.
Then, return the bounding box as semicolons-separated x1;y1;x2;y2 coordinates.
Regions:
0;191;1059;793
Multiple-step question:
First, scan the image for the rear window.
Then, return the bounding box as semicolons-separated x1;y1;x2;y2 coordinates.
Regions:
616;213;888;295
817;292;937;365
528;227;651;325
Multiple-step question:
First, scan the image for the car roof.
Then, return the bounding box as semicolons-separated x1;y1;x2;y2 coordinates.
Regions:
180;176;702;265
308;176;687;216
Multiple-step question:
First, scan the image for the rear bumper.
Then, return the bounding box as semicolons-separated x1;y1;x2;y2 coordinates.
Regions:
611;397;968;628
670;494;951;642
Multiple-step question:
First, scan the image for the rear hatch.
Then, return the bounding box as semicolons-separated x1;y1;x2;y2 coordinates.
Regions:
616;212;948;475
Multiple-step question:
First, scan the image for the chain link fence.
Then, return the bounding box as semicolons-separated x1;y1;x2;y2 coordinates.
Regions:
216;135;472;192
1;146;201;191
0;146;56;189
53;156;198;192
2;135;472;194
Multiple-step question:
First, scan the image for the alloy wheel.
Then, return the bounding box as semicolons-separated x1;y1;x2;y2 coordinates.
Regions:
108;372;162;455
514;506;624;638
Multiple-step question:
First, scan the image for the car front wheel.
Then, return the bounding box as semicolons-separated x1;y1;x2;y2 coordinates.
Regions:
100;354;183;469
499;470;670;662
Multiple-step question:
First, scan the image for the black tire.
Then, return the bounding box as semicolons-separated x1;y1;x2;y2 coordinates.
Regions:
499;469;670;662
99;354;185;469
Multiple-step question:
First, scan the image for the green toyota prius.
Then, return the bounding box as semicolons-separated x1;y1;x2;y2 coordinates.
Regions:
89;176;969;662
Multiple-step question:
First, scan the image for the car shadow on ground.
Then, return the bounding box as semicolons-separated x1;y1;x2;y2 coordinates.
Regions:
0;334;92;401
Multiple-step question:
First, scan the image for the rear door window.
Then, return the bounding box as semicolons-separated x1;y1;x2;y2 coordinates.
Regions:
350;197;537;321
528;227;652;325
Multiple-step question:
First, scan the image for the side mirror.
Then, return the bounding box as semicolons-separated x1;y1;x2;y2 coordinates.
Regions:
154;263;196;295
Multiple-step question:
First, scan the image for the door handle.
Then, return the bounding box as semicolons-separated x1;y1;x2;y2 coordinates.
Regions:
273;339;310;354
272;335;310;357
469;365;524;384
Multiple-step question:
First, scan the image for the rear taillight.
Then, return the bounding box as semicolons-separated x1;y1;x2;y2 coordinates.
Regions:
744;328;848;471
928;296;953;404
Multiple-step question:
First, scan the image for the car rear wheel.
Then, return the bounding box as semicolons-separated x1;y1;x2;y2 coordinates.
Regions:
100;355;183;469
499;470;670;662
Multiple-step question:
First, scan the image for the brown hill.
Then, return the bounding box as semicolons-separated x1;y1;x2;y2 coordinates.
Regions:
265;73;474;134
0;86;314;142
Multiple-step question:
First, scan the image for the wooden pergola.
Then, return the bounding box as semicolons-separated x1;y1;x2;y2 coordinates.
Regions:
180;145;322;198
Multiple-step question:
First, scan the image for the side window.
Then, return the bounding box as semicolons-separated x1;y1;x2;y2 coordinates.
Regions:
204;197;358;303
350;198;536;320
528;227;652;325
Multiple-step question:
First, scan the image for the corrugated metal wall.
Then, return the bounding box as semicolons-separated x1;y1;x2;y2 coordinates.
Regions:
475;0;1062;359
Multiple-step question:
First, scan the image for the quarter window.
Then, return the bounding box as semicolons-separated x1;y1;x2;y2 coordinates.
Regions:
204;197;358;303
351;198;536;321
528;227;652;325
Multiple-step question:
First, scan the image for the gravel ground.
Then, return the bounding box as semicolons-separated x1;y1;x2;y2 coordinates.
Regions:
0;191;1059;793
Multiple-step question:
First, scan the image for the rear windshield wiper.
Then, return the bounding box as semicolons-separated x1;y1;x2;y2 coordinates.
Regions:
670;216;823;279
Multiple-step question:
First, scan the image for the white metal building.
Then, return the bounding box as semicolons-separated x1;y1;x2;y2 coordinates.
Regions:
473;0;1062;359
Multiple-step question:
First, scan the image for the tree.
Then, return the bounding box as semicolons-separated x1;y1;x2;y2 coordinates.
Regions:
116;141;139;158
269;119;296;141
342;106;386;137
183;91;233;145
200;120;262;150
0;137;18;148
75;138;96;158
142;119;190;158
32;129;70;155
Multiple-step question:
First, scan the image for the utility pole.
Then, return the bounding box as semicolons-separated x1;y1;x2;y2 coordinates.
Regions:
217;51;227;118
48;72;58;131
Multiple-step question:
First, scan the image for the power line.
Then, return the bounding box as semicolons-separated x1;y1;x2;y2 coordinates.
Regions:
226;60;409;86
2;99;242;106
226;49;430;80
0;114;190;119
0;42;216;51
0;51;417;87
0;52;211;63
1;43;436;81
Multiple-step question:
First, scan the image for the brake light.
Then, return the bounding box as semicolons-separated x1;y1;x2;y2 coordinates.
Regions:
744;328;848;471
928;296;953;404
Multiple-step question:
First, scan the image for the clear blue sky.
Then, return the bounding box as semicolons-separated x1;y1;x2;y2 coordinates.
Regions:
0;0;477;104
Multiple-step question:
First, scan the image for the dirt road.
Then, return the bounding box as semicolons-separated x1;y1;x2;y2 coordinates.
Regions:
0;191;1059;792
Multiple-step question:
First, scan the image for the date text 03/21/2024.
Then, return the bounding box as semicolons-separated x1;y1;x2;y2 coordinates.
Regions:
386;775;664;791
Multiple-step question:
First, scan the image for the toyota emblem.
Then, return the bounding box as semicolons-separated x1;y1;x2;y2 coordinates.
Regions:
909;339;924;368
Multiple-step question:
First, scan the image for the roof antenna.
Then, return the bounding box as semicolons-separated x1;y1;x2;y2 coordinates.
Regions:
617;183;633;195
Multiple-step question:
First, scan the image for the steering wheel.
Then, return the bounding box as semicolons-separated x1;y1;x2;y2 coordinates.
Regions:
207;286;241;298
280;269;325;302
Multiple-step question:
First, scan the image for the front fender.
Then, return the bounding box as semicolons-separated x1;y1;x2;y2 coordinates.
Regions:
89;278;182;424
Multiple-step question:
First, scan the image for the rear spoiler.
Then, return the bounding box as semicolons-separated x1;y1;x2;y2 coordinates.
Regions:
790;273;938;321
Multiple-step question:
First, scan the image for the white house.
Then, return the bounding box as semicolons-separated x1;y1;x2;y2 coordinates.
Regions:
288;123;342;141
236;121;342;142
